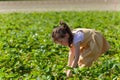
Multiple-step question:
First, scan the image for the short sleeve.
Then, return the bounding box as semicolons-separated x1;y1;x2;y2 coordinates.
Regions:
73;31;84;44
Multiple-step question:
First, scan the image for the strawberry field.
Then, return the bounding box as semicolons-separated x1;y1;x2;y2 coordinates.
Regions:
0;11;120;80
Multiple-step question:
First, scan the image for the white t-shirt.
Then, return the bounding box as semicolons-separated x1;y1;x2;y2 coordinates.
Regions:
73;31;84;44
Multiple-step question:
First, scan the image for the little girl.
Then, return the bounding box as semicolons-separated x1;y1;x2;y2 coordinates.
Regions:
52;21;110;77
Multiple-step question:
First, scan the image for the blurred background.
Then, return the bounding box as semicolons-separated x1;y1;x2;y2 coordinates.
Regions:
0;0;120;12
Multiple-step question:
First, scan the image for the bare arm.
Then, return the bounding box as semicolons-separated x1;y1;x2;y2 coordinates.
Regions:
66;42;80;77
71;42;80;68
67;48;74;67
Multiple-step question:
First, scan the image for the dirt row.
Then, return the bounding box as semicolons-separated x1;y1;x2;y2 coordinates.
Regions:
0;0;120;12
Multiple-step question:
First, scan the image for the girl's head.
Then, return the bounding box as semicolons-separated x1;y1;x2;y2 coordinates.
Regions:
52;21;73;47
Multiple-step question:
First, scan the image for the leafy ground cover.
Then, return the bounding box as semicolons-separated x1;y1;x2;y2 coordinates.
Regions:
0;11;120;80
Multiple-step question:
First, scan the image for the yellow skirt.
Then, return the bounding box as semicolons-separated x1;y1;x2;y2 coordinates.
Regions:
73;28;111;67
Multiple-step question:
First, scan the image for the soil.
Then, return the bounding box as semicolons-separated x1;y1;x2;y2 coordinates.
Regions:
0;0;120;12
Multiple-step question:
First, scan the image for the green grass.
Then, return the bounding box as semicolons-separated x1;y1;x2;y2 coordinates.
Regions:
0;11;120;80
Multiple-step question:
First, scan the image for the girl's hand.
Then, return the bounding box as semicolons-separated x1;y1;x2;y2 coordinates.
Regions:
66;70;72;77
